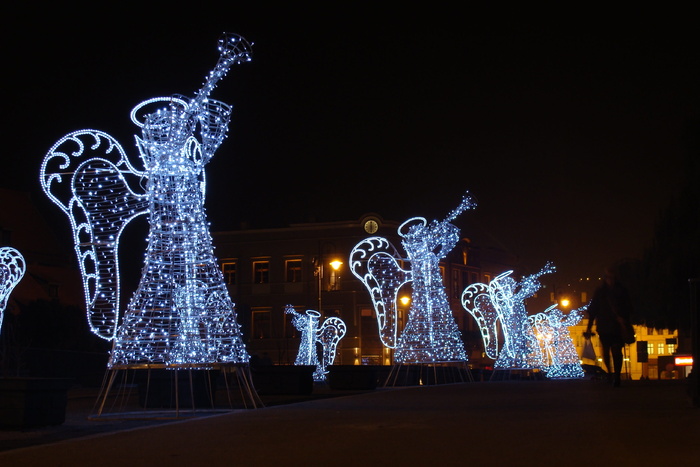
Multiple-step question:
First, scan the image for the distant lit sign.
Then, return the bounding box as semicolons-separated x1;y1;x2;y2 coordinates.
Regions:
674;355;693;366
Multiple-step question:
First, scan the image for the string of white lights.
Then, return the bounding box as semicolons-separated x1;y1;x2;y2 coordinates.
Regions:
351;193;476;364
286;305;347;381
0;247;26;334
530;305;586;378
40;33;253;369
462;262;583;377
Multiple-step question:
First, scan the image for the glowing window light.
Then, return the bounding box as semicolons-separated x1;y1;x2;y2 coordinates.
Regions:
0;247;26;333
350;193;476;363
286;306;347;381
462;262;555;370
39;33;252;369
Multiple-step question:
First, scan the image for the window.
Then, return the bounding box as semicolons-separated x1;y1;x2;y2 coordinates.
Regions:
222;262;237;285
252;260;269;284
667;343;676;354
470;272;479;285
285;259;302;283
657;342;665;355
252;308;272;339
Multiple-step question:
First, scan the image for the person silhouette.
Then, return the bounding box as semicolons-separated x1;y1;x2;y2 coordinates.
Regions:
585;267;634;387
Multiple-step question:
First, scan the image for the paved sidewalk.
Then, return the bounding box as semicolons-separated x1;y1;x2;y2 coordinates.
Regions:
1;379;698;466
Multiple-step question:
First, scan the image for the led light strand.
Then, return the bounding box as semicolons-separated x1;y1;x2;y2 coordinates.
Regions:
286;305;347;381
462;262;555;370
530;305;586;378
39;33;252;368
351;193;476;363
0;247;26;333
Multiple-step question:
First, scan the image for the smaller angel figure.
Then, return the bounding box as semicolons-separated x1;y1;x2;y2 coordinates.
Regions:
350;192;476;364
462;262;555;370
530;305;586;379
286;305;347;381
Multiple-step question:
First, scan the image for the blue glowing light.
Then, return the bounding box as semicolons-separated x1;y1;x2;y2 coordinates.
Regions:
0;247;26;333
40;33;252;368
529;305;586;378
462;262;555;370
286;306;347;381
350;193;476;364
462;262;585;378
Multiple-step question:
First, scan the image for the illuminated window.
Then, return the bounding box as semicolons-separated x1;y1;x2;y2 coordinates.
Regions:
667;343;676;354
222;261;237;284
252;260;269;284
647;342;654;355
252;308;272;339
285;259;302;283
657;342;665;355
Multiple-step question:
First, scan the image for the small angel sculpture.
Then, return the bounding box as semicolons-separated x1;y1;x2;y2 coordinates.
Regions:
350;193;476;364
286;305;347;381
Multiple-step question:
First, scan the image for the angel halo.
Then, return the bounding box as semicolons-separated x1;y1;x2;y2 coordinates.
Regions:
350;192;476;364
39;33;252;370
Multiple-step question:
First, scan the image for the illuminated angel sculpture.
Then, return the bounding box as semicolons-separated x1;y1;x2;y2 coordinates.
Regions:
286;306;347;381
0;247;26;334
350;193;476;364
461;262;555;370
39;33;252;369
529;305;586;379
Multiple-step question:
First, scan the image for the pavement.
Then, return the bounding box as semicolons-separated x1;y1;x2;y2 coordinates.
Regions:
1;377;698;466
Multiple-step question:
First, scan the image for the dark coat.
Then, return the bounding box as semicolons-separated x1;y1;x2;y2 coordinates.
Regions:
587;281;633;344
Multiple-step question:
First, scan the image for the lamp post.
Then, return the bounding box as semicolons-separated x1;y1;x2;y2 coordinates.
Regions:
316;258;344;313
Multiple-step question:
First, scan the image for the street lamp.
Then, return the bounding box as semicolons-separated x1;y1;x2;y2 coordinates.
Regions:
317;258;344;312
329;260;343;291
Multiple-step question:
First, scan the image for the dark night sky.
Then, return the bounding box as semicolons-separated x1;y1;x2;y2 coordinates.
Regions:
4;4;698;283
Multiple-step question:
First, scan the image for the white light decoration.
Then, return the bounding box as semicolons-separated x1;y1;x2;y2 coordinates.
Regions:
0;247;26;334
286;305;347;382
529;304;586;379
461;262;555;370
350;193;476;364
39;33;253;369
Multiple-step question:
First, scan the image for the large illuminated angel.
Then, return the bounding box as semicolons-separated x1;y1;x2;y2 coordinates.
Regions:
350;193;476;364
40;33;252;368
286;306;347;381
462;262;555;369
0;247;26;333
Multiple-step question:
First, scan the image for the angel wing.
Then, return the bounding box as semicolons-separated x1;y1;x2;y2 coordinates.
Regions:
0;247;26;333
317;316;347;376
461;282;500;359
40;130;149;340
349;236;411;348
